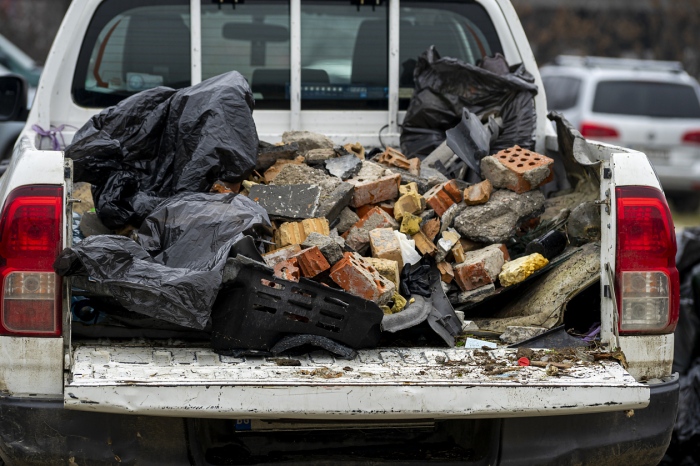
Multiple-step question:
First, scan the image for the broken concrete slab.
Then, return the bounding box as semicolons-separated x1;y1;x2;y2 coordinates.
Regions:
325;154;362;180
454;189;545;243
335;207;359;234
256;141;301;171
271;163;353;222
453;283;496;305
248;184;321;220
305;148;336;165
282;131;334;153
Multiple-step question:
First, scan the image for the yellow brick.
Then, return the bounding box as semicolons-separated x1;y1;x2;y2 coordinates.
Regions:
393;192;425;221
399;182;419;196
365;257;401;287
369;228;403;269
413;231;437;257
499;253;549;287
400;212;422;236
451;242;466;263
276;218;329;247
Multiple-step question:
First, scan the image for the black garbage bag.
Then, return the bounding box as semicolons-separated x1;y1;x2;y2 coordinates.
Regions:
54;193;271;330
400;47;538;159
66;71;259;230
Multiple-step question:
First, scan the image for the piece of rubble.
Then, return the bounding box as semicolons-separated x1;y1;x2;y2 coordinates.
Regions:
344;142;365;160
460;238;484;252
291;246;331;278
436;229;461;263
365;258;401;287
453;283;496;305
389;292;408;314
325;154;362;180
79;211;112;237
567;201;601;245
481;146;553;194
437;261;454;284
347;163;402;208
263;244;302;268
400;212;422;236
305;148;336;165
377;147;420;176
499;253;548;287
369;228;404;269
272;164;353;222
335;207;359;234
413;231;437;257
399;182;419;196
282;131;334;154
330;252;395;305
453;244;509;292
343;206;398;254
451;242;466;264
424;180;463;216
454;189;545;243
256;142;301;171
419;209;436;223
275;218;330;248
422;217;441;241
393;191;425;221
249;184;321;220
463;179;492;206
301;232;344;265
72;182;95;215
210;180;240;194
499;326;548;345
263;157;304;183
439;203;467;235
274;259;300;282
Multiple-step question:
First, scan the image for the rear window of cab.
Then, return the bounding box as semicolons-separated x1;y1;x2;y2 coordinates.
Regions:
72;0;503;110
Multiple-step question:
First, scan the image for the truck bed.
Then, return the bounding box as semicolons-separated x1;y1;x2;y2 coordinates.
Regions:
64;343;648;420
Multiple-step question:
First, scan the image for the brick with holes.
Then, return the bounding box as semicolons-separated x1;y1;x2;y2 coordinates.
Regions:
481;145;554;194
329;252;395;305
290;246;331;278
423;180;463;216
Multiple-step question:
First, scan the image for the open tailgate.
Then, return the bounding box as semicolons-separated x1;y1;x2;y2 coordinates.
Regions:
64;345;649;419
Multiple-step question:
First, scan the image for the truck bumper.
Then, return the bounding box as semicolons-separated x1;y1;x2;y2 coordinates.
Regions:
0;375;678;465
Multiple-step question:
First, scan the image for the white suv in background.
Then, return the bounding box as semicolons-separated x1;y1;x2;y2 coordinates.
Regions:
541;56;700;211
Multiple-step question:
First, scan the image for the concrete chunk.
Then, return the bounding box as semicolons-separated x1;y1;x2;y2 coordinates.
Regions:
325;154;362;180
301;232;344;265
248;184;320;220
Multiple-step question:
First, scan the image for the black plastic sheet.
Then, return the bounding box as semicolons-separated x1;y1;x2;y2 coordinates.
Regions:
66;72;259;230
400;47;538;159
55;193;270;329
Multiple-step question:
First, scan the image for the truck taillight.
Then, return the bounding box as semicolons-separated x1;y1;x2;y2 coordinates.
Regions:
615;186;679;334
0;186;63;337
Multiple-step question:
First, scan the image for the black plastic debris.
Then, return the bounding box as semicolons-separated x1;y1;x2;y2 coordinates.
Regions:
525;230;568;260
400;46;538;159
270;335;357;360
66;71;259;230
399;259;432;298
445;109;492;176
211;255;384;352
55;193;270;330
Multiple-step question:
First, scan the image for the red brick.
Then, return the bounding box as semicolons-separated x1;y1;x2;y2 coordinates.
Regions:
487;146;554;193
263;244;302;268
437;261;454;284
348;173;401;208
291;246;331;278
413;231;437;257
424;180;463;217
377;147;421;176
463;179;492;206
274;259;300;282
422;217;441;242
453;261;493;291
329;252;395;305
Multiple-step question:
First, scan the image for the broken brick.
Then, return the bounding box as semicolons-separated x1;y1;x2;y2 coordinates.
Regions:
274;259;300;282
399;182;419;196
393;191;425;221
210;180;240;194
342;207;398;254
463;179;493;206
291;246;331;277
413;230;437;257
422;217;441;242
436;229;461;263
263;244;302;268
377;147;420;176
348;173;401;208
437;261;454;284
275;218;330;248
481;146;554;194
344;142;366;160
369;228;404;269
453;244;508;292
263;156;304;183
330;252;395;305
400;213;422;236
451;242;466;264
378;201;395;218
365;257;400;287
423;180;463;216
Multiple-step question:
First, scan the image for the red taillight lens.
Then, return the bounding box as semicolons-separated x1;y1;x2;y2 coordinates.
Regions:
615;186;679;334
682;130;700;145
581;122;620;139
0;186;63;337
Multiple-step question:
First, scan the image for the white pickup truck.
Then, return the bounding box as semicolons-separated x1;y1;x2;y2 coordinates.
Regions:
0;0;681;464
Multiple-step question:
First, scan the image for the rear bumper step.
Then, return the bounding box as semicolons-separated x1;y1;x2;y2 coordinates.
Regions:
65;345;649;419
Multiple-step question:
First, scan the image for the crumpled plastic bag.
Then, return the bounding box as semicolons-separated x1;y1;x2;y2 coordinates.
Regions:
400;47;538;159
54;193;271;330
66;71;259;230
